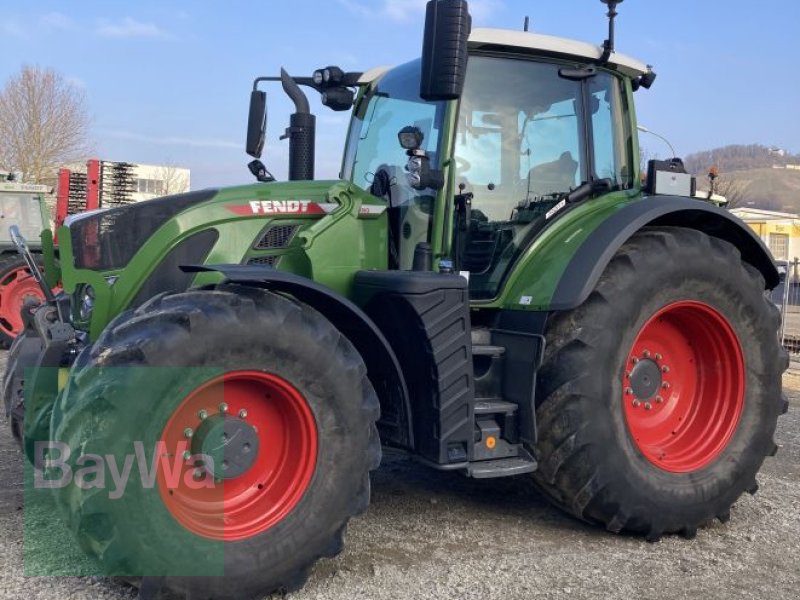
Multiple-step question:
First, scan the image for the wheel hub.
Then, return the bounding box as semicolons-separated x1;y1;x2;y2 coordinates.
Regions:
628;358;663;401
191;415;260;480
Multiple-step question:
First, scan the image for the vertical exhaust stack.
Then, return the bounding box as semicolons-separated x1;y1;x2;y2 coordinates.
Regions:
280;68;316;181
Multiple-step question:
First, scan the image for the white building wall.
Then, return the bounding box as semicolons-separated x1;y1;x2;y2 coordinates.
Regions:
131;163;191;202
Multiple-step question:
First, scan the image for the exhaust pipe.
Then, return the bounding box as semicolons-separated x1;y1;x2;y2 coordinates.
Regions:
280;68;316;181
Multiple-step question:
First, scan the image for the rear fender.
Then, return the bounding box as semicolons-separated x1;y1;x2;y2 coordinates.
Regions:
501;196;778;312
550;197;778;311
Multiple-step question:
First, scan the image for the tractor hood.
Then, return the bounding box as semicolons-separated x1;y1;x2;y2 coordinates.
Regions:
66;180;346;272
68;188;220;271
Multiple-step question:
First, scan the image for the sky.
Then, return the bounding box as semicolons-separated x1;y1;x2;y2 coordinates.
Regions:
1;0;799;189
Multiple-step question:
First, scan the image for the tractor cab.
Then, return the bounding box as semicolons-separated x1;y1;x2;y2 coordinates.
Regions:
340;26;649;300
0;176;50;250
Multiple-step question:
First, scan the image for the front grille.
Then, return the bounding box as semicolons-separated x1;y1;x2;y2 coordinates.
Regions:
247;255;281;267
255;225;299;249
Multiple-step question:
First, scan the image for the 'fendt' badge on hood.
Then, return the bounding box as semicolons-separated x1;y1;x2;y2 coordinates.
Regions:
226;200;338;216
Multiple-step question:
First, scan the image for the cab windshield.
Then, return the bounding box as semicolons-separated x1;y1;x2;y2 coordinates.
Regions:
342;59;446;269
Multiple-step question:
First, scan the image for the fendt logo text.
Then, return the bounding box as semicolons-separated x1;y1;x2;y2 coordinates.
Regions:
249;200;311;214
225;200;337;217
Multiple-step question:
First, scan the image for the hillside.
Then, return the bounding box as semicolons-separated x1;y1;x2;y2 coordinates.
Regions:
684;144;800;175
713;168;800;212
680;144;800;212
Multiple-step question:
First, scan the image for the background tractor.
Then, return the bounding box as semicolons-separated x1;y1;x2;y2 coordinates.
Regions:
4;1;788;599
0;172;53;347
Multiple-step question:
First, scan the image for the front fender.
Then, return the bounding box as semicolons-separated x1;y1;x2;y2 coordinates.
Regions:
182;264;414;449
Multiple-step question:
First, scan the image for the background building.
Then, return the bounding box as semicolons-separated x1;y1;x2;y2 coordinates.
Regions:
55;159;191;228
131;163;191;201
730;207;800;261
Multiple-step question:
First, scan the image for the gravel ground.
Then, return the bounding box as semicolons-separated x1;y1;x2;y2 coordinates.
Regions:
1;352;798;600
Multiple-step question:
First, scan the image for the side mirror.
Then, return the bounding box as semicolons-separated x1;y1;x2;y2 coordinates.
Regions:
246;90;267;158
420;0;472;101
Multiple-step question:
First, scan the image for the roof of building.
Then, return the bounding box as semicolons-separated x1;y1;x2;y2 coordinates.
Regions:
731;208;800;221
468;28;650;77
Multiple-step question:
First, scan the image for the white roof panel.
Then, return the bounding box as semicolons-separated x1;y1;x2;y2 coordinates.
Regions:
468;28;650;77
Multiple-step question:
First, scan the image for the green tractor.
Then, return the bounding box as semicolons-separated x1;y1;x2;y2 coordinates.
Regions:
0;174;54;347
4;1;788;598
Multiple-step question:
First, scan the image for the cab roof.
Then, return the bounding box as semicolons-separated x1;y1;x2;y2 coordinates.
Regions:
469;28;650;78
357;28;651;87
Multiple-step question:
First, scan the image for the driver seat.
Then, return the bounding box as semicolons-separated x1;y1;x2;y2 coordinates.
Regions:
526;151;579;197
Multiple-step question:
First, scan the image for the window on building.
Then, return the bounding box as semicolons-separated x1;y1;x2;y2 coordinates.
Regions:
137;179;164;195
769;233;789;261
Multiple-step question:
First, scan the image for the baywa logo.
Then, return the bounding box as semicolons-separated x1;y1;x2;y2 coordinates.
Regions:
34;441;219;500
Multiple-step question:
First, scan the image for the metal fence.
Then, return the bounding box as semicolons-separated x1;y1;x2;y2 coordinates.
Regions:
776;258;800;358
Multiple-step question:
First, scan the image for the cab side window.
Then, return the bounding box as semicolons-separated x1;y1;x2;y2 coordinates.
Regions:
590;74;634;188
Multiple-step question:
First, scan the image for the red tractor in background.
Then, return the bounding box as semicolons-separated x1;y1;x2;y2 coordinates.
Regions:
0;172;53;347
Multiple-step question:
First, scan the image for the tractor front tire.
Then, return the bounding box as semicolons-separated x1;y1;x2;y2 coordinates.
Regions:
50;285;381;599
532;227;787;540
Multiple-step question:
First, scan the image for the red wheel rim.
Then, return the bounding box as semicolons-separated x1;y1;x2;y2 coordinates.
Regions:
157;371;318;541
622;301;745;473
0;265;45;337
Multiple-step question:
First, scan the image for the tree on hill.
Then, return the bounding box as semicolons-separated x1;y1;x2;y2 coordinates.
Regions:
683;144;800;176
0;65;91;184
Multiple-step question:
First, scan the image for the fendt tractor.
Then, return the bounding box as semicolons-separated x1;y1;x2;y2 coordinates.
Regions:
0;172;52;347
3;2;788;599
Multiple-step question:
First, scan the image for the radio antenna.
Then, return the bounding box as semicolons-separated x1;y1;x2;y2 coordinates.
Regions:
599;0;623;63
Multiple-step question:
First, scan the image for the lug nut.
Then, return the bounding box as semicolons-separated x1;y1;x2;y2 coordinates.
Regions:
198;410;208;421
626;371;632;379
662;382;670;389
183;428;194;439
632;357;640;364
662;366;670;374
219;403;229;414
656;396;664;404
644;402;653;411
193;469;204;481
239;409;248;419
632;399;641;408
643;350;651;358
655;353;663;361
626;388;634;396
183;451;193;462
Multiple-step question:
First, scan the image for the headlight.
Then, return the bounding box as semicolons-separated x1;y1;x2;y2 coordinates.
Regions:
79;285;95;321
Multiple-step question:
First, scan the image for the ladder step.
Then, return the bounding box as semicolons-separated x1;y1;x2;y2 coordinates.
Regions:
466;451;538;479
472;344;505;357
474;400;517;415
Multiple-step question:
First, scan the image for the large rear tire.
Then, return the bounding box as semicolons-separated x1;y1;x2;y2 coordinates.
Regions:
532;227;788;540
50;284;381;599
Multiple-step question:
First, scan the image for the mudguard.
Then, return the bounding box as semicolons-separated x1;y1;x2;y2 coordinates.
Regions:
550;196;779;311
182;264;414;449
